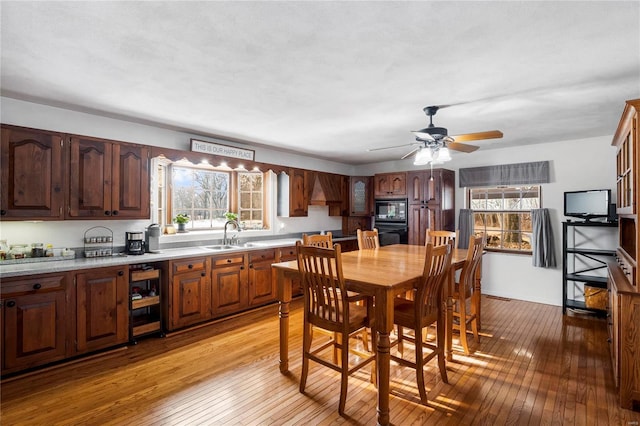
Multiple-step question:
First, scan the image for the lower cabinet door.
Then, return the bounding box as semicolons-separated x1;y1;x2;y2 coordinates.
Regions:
169;270;211;330
76;266;129;353
248;250;277;306
2;290;68;373
211;262;248;317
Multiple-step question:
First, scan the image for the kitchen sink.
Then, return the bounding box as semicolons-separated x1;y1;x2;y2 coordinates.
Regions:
203;245;238;251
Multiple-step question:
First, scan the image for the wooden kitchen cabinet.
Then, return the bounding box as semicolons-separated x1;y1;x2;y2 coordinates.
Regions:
407;168;455;246
349;176;373;216
211;253;249;317
75;265;129;354
248;249;277;306
167;257;211;330
374;172;407;198
277;246;303;296
277;168;309;217
1;273;70;375
0;125;65;220
68;135;150;219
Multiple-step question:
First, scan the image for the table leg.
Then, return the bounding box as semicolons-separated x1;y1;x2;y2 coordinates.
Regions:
277;269;292;374
475;258;482;330
375;289;394;426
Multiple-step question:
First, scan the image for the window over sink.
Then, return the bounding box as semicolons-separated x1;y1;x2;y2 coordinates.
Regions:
152;158;267;232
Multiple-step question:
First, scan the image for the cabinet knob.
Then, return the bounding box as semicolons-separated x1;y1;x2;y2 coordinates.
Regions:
0;210;6;216
607;338;612;344
105;210;111;216
6;300;16;308
188;264;194;269
201;272;206;277
33;283;42;290
118;271;124;276
249;264;254;269
240;266;245;270
227;259;232;263
112;210;119;216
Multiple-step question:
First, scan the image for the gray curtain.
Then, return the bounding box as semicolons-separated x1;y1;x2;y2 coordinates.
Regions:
458;209;474;249
459;161;550;188
531;208;556;268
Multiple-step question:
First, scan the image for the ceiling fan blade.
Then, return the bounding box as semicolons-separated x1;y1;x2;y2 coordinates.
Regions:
448;142;479;153
401;147;420;160
410;130;435;141
450;130;503;143
367;143;416;152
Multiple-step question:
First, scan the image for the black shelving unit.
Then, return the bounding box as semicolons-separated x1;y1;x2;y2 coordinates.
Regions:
562;220;617;314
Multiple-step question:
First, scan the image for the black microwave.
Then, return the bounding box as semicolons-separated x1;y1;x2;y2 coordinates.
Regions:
374;199;408;224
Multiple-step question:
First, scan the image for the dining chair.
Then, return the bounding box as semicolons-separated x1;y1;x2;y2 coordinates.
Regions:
296;241;376;416
356;228;380;250
452;234;484;355
391;241;453;405
425;229;459;248
302;232;370;353
302;232;333;248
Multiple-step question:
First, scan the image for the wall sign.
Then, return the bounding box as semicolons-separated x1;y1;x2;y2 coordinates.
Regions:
190;139;255;161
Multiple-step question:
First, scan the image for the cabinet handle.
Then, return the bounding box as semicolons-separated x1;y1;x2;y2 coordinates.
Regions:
188;264;194;269
33;283;42;290
201;272;206;277
249;264;254;269
240;266;244;270
118;271;124;276
227;259;232;263
0;210;6;216
607;338;612;344
6;300;16;308
105;210;111;216
112;210;119;216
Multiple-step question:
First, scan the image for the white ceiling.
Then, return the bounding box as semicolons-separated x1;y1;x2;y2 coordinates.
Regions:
1;1;639;165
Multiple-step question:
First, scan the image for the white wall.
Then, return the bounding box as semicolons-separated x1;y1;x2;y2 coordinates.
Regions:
356;136;618;306
1;97;618;306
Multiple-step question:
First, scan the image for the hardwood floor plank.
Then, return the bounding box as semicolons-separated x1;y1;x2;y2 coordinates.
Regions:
1;296;639;426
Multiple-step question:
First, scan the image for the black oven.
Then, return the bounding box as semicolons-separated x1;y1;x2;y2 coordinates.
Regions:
374;199;408;245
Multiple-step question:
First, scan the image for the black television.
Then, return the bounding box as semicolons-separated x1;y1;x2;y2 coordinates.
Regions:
564;189;611;221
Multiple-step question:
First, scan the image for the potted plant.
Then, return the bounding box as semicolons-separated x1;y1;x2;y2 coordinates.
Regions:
224;212;238;221
174;213;190;232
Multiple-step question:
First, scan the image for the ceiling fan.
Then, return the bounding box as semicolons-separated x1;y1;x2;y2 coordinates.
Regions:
368;105;503;165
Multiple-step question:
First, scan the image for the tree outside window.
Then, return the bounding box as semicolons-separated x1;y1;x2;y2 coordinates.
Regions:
469;186;540;252
172;166;230;230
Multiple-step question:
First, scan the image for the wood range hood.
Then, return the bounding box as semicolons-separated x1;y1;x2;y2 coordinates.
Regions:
309;172;342;206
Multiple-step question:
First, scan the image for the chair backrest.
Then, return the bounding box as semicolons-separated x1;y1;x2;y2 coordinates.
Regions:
415;242;453;317
357;228;380;250
302;232;333;248
458;234;485;296
296;241;347;327
425;229;459;249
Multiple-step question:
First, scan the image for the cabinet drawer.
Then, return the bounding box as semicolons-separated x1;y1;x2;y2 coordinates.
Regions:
212;253;245;267
1;274;66;295
172;257;208;274
249;249;276;263
278;246;297;262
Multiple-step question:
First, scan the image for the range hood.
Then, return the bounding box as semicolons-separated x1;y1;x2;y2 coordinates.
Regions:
309;172;342;205
277;171;344;217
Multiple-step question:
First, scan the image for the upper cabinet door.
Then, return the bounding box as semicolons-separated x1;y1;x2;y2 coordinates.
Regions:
111;143;150;218
349;176;372;216
1;125;65;220
374;172;407;198
68;136;149;219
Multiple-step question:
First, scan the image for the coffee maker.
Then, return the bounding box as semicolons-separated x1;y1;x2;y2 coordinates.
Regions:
125;232;145;255
145;224;161;253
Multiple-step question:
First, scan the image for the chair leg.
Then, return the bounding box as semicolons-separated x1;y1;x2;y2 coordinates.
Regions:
436;319;448;384
458;299;470;355
361;329;370;352
397;326;404;356
414;324;428;405
300;322;312;393
471;294;480;342
338;331;349;416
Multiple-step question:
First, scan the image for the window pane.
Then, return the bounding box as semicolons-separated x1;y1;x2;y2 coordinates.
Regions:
172;166;230;229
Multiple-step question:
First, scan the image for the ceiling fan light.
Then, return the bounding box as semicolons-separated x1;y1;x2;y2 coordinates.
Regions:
438;147;452;162
413;147;432;165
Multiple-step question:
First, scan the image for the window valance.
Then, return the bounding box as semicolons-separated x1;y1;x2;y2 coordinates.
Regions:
459;161;550;188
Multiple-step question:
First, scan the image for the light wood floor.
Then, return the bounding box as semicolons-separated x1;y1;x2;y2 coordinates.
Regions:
1;296;639;425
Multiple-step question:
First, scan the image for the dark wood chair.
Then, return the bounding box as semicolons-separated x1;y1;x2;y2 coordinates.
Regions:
296;241;376;415
357;228;380;250
452;234;484;355
392;241;453;405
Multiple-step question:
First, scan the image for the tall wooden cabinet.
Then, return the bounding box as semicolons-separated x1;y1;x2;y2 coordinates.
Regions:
407;168;455;245
68;135;150;219
0;125;65;220
608;98;640;411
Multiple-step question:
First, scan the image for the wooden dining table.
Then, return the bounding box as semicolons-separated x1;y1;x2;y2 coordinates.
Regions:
272;243;476;426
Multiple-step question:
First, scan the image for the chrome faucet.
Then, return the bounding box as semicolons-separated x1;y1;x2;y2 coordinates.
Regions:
223;220;241;245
